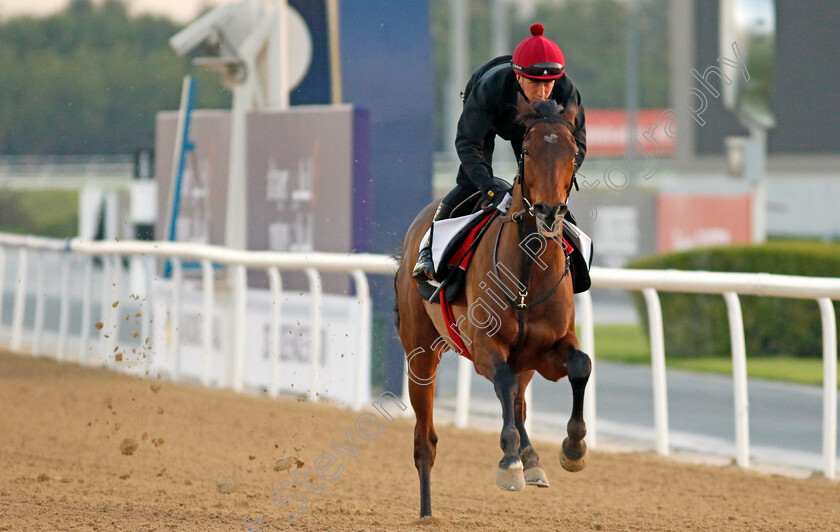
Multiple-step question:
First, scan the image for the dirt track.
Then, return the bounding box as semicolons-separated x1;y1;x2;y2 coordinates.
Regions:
1;349;839;531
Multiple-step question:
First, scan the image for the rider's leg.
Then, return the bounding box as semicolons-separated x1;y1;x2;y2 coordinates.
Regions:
412;182;477;281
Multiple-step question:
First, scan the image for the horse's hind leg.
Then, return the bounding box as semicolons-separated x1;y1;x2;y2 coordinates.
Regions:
514;371;549;487
402;321;442;517
561;348;591;472
494;362;526;491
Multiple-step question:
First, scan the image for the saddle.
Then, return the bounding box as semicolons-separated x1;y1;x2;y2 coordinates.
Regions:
416;191;506;304
416;187;593;305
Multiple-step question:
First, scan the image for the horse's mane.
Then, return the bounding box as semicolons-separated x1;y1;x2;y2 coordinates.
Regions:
516;99;566;125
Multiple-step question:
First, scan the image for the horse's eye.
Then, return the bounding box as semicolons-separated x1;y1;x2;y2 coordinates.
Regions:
522;148;530;157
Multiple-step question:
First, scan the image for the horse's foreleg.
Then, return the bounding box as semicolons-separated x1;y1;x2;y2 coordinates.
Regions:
494;362;525;490
514;371;549;487
561;348;591;472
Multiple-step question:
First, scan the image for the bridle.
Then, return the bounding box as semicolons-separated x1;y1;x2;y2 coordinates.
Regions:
509;115;578;222
492;113;578;352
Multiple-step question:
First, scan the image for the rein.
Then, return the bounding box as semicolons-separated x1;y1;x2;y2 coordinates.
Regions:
491;113;575;353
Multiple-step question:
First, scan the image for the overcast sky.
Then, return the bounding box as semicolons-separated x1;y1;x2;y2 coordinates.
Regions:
0;0;228;22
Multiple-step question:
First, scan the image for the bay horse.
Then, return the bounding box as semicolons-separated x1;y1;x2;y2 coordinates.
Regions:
394;98;591;517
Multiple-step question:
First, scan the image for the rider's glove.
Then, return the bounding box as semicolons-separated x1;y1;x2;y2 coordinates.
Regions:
480;181;507;210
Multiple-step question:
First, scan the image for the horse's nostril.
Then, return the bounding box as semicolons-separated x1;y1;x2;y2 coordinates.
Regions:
533;203;550;217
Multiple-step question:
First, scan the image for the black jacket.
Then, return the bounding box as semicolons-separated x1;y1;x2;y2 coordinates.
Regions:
455;57;587;192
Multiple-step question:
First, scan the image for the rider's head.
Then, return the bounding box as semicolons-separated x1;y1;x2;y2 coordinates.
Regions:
512;23;565;101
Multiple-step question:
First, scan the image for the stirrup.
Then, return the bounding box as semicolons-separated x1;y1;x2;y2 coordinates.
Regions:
412;248;434;281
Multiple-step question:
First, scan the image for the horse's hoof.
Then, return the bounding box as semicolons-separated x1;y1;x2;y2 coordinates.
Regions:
495;459;525;491
524;466;550;487
560;437;588;472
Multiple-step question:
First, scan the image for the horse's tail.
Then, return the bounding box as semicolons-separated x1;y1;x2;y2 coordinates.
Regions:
391;247;404;331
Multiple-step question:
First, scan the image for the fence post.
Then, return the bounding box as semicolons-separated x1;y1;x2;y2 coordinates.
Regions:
31;254;46;358
105;255;122;367
171;258;183;381
304;268;322;402
97;255;113;366
56;257;71;362
724;291;750;468
80;257;93;365
643;288;669;456
455;355;472;428
267;266;282;397
0;246;6;338
401;355;414;418
524;378;534;435
577;290;596;447
818;297;837;479
201;259;215;387
351;269;371;410
139;257;153;374
11;248;29;352
231;264;247;392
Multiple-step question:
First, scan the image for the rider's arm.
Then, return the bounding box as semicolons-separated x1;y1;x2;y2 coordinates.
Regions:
572;91;586;170
455;80;497;192
556;76;587;170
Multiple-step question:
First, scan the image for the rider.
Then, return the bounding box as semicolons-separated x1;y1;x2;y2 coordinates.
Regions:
413;23;587;281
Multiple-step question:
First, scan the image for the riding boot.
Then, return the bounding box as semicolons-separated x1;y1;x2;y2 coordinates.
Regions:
412;201;453;281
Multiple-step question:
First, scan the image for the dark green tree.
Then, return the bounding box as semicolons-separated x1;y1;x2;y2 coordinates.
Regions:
0;0;229;155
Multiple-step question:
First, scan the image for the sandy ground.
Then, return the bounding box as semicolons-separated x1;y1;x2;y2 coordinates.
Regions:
1;349;839;532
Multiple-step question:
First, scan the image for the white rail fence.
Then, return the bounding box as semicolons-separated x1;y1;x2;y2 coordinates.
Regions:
1;234;838;479
0;234;393;411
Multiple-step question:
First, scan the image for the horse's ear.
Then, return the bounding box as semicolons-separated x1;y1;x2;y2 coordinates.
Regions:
561;100;579;126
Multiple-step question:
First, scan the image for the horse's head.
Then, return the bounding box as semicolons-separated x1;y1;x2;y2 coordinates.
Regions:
516;98;579;238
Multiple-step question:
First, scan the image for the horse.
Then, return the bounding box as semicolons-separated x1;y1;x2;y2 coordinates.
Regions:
394;98;592;518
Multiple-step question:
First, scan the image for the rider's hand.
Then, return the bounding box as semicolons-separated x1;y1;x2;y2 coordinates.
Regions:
480;182;507;210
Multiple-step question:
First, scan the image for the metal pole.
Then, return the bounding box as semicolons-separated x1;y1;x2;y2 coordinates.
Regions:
351;269;372;410
105;255;122;367
79;257;92;365
0;246;6;338
724;291;750;468
455;355;472;428
268;266;283;397
305;268;322;402
401;355;412;417
98;256;112;366
577;290;597;447
201;259;215;387
171;258;183;380
491;0;509;57
141;258;153;374
447;0;469;161
818;297;837;479
11;248;28;352
31;254;45;358
326;0;343;104
643;288;670;455
524;377;533;435
231;264;248;392
56;258;71;361
625;0;639;168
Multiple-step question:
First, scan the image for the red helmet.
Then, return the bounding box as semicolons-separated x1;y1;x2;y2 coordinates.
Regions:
512;24;565;80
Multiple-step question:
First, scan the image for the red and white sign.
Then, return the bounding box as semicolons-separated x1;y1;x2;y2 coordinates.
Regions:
657;194;752;253
586;109;677;158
